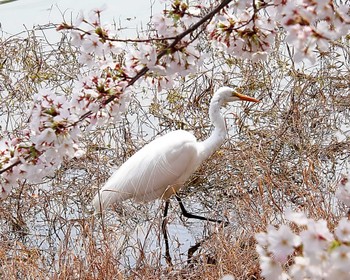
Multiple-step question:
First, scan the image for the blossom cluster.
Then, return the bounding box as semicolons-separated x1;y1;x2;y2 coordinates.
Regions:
0;90;82;198
279;0;350;63
68;1;205;91
256;208;350;280
208;0;350;62
208;1;277;60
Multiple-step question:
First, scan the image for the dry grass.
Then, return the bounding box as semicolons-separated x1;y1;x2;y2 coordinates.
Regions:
1;26;350;279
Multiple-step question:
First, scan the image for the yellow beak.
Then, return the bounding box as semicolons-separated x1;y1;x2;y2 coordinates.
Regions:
235;92;260;103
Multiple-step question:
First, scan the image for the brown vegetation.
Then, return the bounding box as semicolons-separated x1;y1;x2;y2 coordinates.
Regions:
0;26;350;279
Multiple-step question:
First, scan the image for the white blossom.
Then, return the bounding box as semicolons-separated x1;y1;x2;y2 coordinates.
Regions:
335;218;350;243
267;224;301;263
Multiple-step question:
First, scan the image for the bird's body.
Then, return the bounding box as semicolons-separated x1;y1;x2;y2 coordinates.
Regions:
93;87;259;213
94;130;199;210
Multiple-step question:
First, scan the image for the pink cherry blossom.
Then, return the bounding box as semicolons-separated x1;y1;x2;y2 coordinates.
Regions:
300;219;333;254
259;255;284;280
289;256;310;280
267;224;301;263
82;34;104;57
335;218;350;243
285;208;309;226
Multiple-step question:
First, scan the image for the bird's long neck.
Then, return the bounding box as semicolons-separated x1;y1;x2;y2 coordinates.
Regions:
198;96;227;161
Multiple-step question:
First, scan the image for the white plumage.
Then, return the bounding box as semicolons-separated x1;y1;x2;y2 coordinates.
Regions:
93;87;259;213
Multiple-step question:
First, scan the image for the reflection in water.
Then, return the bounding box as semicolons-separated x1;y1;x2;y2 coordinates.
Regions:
0;0;19;5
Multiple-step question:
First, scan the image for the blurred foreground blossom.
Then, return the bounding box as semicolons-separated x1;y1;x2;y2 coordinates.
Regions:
256;210;350;280
220;275;235;280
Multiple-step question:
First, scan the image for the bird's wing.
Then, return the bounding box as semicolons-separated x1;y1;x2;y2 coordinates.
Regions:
93;130;200;210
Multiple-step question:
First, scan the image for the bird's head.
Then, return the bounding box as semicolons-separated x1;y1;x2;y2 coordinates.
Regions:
214;86;260;104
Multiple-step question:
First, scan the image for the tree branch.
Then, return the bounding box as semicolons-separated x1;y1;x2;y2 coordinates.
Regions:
103;0;233;106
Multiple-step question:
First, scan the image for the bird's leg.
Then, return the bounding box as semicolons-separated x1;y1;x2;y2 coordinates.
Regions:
162;200;172;266
175;195;229;226
175;195;230;264
187;239;204;265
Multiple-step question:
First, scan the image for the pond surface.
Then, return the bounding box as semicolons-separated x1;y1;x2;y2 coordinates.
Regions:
0;0;160;35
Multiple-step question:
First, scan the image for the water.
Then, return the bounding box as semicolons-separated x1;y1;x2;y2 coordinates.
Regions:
0;0;161;35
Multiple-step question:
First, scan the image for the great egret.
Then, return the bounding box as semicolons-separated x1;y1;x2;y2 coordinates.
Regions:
92;86;259;213
93;86;259;264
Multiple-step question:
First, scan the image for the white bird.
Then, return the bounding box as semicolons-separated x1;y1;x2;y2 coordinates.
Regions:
92;86;259;213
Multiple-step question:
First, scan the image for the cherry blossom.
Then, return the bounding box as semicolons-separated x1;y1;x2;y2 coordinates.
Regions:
259;255;284;280
288;256;309;280
330;245;350;273
335;217;350;243
208;3;277;60
207;0;350;62
284;207;309;226
256;210;350;279
278;0;350;62
267;225;301;263
82;33;104;57
70;30;84;47
300;219;333;254
220;275;235;280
